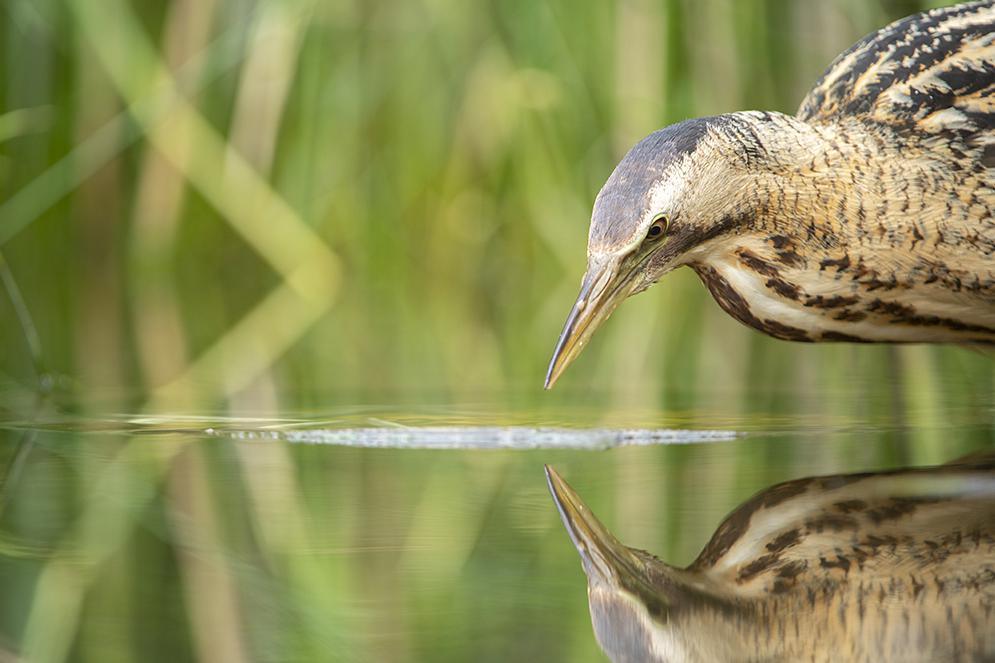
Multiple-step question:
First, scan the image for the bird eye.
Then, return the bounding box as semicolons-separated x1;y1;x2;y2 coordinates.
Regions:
646;214;669;241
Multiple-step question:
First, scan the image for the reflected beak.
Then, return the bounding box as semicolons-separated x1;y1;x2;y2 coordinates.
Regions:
544;465;643;586
544;257;635;389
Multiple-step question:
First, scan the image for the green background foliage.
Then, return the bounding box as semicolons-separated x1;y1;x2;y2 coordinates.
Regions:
0;1;991;662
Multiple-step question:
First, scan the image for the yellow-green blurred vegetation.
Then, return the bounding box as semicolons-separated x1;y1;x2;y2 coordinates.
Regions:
0;1;993;662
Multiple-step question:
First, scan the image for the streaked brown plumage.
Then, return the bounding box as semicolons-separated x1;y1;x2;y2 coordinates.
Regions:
546;1;995;388
545;453;995;662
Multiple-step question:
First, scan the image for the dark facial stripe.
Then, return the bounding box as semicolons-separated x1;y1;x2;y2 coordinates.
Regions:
654;213;747;266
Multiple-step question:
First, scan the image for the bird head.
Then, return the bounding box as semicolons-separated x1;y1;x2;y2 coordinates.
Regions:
544;115;761;388
545;465;647;590
545;465;716;662
544;465;668;661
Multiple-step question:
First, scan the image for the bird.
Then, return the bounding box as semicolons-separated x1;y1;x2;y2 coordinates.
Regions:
545;1;995;389
544;453;995;663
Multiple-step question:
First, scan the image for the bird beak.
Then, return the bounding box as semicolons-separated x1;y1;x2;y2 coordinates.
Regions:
544;256;634;389
545;465;644;586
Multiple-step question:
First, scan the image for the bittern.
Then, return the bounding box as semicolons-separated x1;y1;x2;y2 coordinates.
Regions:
545;454;995;662
546;1;995;388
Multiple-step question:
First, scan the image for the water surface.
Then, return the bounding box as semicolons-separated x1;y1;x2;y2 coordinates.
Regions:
0;396;991;662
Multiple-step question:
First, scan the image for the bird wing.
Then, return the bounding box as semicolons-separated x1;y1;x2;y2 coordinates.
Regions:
798;1;995;139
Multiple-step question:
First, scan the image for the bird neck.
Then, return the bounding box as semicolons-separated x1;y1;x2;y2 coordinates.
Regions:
754;114;894;235
721;110;966;259
739;112;989;276
687;111;995;342
586;564;747;662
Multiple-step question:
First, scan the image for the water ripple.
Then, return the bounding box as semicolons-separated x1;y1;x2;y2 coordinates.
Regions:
206;426;741;450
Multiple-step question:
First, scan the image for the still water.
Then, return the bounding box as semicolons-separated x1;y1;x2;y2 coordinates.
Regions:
0;390;992;662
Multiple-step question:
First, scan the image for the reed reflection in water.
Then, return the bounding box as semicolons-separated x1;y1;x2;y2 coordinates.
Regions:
0;410;992;662
547;454;995;663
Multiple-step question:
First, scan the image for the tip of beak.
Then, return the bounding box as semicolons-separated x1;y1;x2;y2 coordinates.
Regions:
543;336;570;390
544;464;588;552
543;463;557;493
543;463;557;484
544;464;567;511
544;257;624;391
543;369;557;391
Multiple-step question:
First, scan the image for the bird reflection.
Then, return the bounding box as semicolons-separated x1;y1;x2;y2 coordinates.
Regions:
546;453;995;662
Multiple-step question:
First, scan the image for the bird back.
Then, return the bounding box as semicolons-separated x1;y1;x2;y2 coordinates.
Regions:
799;0;995;143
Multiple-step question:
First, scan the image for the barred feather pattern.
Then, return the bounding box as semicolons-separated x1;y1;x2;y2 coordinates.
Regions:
687;454;995;661
676;2;995;345
799;0;995;138
549;454;995;663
